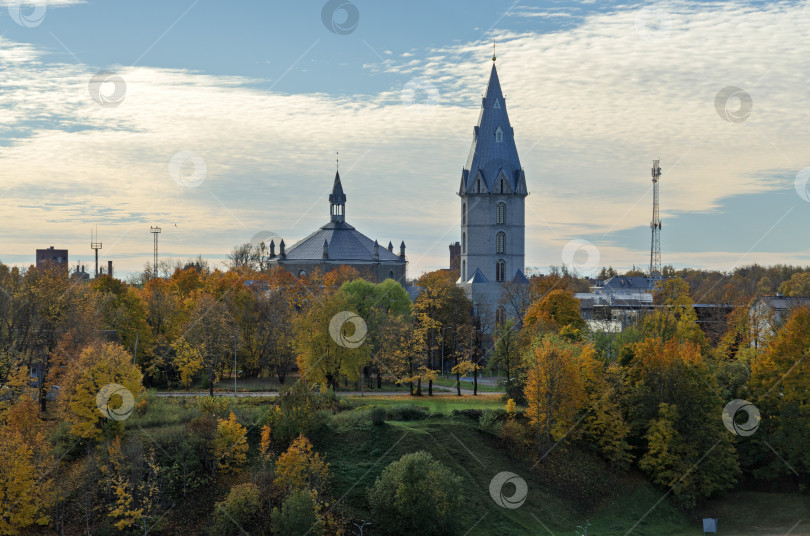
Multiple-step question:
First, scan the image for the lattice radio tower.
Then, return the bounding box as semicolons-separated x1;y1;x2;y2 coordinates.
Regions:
91;226;102;277
649;160;662;280
150;226;161;278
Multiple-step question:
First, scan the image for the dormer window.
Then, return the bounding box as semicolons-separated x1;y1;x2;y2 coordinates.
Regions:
495;127;504;143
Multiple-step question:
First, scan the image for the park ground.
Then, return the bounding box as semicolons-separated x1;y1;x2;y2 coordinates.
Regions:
130;391;809;536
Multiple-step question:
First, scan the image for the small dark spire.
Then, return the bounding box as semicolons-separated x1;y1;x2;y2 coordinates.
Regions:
279;239;286;256
399;241;406;260
269;239;276;258
329;167;347;222
323;239;329;260
373;240;380;260
387;241;393;253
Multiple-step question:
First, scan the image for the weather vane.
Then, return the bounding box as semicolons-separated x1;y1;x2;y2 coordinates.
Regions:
492;41;496;62
336;151;339;171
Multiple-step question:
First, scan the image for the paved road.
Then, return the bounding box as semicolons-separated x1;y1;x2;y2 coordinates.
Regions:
156;384;504;398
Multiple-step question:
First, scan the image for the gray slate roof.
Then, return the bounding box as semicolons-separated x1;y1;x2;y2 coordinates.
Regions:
600;276;654;291
283;221;403;262
461;63;525;193
757;296;810;311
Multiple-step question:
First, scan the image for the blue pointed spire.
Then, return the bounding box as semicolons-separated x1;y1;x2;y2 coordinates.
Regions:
461;62;524;195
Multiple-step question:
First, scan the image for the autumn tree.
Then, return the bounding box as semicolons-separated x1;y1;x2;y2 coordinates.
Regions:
342;278;412;389
748;307;810;482
214;411;249;473
295;290;369;391
185;293;238;396
171;337;203;389
61;342;143;441
491;318;522;399
92;275;154;368
0;399;54;535
524;336;586;454
523;289;585;334
102;437;162;533
778;272;810;297
623;338;739;506
413;270;472;395
273;436;330;498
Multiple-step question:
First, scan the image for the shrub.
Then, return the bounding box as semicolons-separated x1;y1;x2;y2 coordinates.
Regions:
501;419;532;457
368;451;464;536
479;410;502;436
214;412;248;473
274;436;330;497
369;406;387;426
271;489;323;536
385;404;428;421
263;384;329;447
210;483;260;536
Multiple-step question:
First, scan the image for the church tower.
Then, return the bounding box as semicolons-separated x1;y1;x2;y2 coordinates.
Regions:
458;54;528;286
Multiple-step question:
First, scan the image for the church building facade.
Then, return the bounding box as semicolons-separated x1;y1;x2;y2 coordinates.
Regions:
457;57;530;322
268;171;407;283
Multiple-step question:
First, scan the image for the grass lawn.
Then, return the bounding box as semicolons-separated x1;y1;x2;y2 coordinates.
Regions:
120;393;808;535
319;411;697;536
346;393;507;413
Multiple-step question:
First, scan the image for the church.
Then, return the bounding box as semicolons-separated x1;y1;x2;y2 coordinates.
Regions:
267;54;529;319
456;54;530;323
267;170;408;283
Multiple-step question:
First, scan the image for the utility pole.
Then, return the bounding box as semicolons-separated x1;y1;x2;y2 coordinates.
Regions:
91;226;102;278
649;160;662;282
150;226;161;279
232;335;237;396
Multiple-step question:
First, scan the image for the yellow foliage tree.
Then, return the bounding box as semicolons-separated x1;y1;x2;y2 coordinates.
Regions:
273;436;330;498
260;423;273;459
0;404;53;535
505;399;517;418
102;437;161;532
61;342;143;441
171;337;203;389
524;336;585;454
215;411;249;473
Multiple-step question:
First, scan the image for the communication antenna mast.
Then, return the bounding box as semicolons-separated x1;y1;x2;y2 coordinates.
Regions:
649;160;662;281
91;226;102;277
150;226;161;278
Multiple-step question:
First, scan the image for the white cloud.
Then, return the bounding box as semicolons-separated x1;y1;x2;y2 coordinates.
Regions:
1;2;810;278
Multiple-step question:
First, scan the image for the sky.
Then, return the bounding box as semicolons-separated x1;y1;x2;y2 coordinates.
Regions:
1;0;809;279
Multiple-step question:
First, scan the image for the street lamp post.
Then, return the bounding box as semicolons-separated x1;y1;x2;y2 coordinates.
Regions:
441;325;454;377
232;336;237;397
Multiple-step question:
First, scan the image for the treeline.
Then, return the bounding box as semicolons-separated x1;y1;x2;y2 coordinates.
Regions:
597;263;810;304
494;275;810;509
1;258;810;534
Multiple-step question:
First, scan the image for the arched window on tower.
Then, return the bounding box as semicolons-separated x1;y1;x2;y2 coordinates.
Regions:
462;260;466;279
495;127;504;143
496;260;505;282
462;232;466;254
496;202;506;224
462;203;466;225
496;232;505;254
